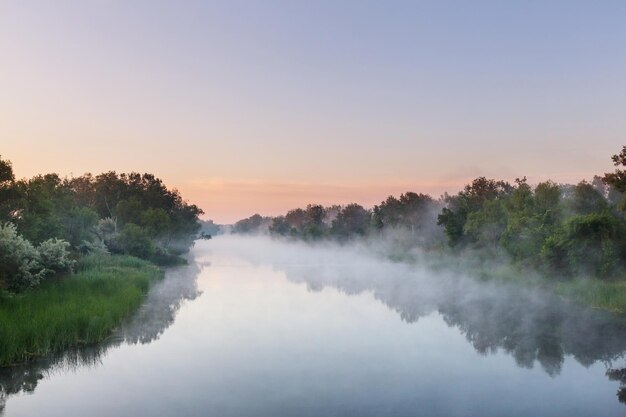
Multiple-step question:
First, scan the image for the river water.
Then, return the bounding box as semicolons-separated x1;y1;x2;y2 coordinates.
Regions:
1;236;625;416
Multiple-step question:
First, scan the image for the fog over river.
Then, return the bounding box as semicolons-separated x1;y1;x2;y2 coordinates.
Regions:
2;236;625;417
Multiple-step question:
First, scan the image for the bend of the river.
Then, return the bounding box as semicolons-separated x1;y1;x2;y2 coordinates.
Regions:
1;235;625;416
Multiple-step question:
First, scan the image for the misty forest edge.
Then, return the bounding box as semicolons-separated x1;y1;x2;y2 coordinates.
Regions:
1;146;626;366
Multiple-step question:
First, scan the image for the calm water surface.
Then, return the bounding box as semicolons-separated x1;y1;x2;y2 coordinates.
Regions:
1;236;625;416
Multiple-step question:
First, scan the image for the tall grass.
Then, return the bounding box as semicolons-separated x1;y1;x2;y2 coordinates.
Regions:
0;254;162;367
556;279;626;313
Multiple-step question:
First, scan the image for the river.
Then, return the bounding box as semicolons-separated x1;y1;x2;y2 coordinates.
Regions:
1;235;625;416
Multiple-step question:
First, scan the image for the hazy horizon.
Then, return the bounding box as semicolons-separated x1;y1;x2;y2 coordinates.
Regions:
2;1;625;223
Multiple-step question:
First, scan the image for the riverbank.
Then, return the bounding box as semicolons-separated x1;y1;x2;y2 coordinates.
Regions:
381;243;626;314
555;279;626;314
0;254;163;367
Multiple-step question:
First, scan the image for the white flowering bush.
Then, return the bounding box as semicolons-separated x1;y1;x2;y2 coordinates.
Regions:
0;223;74;292
38;238;74;274
0;223;44;291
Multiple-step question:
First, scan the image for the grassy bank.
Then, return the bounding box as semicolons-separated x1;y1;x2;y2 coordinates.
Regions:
387;247;626;314
556;279;626;314
0;254;162;367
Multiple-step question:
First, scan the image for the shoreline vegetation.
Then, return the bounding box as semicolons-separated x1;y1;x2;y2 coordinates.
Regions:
0;254;162;367
230;146;626;314
0;157;203;367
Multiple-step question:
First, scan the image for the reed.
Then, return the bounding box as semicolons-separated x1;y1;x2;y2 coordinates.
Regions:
0;254;162;366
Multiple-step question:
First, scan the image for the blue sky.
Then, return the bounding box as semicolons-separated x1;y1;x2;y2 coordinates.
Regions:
1;1;625;221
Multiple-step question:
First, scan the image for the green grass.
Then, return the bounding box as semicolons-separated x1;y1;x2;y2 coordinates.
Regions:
0;254;162;367
392;247;626;314
556;279;626;314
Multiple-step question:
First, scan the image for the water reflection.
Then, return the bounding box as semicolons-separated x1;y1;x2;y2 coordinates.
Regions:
213;236;626;406
2;236;626;414
0;261;201;414
283;263;626;404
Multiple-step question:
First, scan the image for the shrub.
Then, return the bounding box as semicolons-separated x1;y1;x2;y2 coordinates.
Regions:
116;223;155;259
0;222;44;291
541;213;626;279
38;238;75;274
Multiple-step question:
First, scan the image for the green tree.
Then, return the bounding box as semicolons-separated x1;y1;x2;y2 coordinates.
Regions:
269;216;291;236
303;204;326;239
438;177;513;247
0;156;18;223
501;180;561;262
603;145;626;193
331;204;371;239
116;223;156;259
542;213;625;278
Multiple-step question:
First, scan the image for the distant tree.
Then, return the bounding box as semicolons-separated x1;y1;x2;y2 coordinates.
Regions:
302;204;326;239
269;216;291;236
373;196;401;229
285;208;307;232
500;180;561;262
373;192;436;236
438;177;513;247
568;181;608;216
199;219;222;237
398;192;436;234
603;145;626;193
0;156;14;185
232;214;271;234
323;205;342;225
0;156;18;222
331;204;371;239
603;146;626;215
464;199;507;250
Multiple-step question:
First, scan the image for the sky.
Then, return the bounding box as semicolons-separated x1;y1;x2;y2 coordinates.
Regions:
1;1;625;223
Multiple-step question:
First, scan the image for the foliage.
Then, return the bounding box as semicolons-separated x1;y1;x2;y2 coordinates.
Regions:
0;223;44;292
437;177;513;247
238;146;626;285
232;214;271;234
116;223;156;259
0;223;74;292
373;192;437;233
199;219;222;237
541;213;625;278
331;203;371;240
0;254;162;366
37;238;74;275
603;145;626;193
0;156;203;281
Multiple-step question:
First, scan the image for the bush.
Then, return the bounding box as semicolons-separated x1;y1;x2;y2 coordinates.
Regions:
116;223;155;259
541;213;626;278
0;222;44;291
0;223;75;292
38;238;75;274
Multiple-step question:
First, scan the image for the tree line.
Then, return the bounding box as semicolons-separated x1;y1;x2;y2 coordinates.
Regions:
233;146;626;280
0;157;203;292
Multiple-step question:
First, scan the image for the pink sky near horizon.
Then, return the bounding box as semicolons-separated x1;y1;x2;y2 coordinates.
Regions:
4;153;611;223
2;2;625;223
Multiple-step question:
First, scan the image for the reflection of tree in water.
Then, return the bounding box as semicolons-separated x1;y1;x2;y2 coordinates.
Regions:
607;368;626;404
281;261;626;406
0;262;202;415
